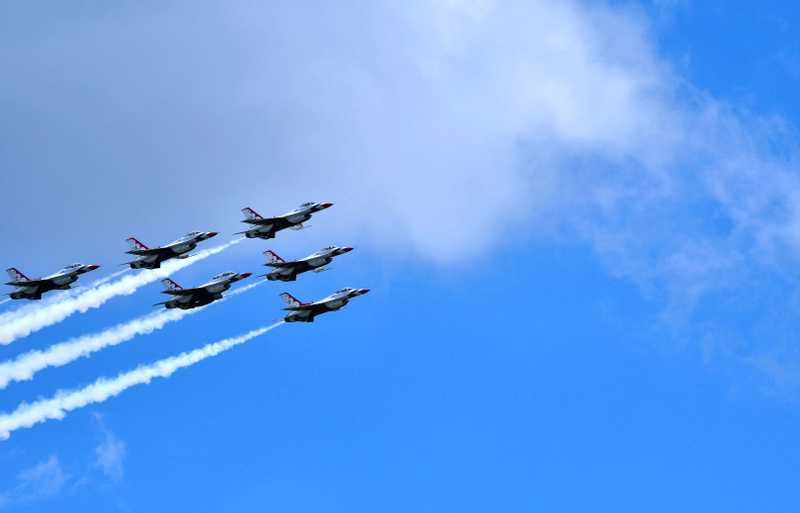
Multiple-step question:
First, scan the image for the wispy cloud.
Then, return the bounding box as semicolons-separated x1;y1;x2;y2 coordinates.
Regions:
92;414;126;482
0;322;283;440
0;456;69;509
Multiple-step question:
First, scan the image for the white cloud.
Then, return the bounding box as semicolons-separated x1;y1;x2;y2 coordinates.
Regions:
0;0;686;262
93;414;126;482
0;455;69;509
2;2;800;382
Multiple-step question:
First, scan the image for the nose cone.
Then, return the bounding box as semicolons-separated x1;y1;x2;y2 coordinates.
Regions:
86;264;100;271
206;231;219;238
358;288;370;295
340;246;353;253
320;202;334;209
239;272;252;279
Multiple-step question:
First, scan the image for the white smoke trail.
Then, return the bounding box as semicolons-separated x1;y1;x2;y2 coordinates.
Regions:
0;239;242;345
84;268;131;289
0;309;191;389
0;270;132;323
54;269;133;301
0;299;9;307
223;280;263;297
0;321;283;440
0;280;264;389
0;292;69;325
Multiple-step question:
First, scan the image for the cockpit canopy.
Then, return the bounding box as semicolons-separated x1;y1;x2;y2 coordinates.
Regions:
310;246;335;256
63;263;83;270
171;231;201;244
212;272;235;281
299;202;315;208
335;287;353;294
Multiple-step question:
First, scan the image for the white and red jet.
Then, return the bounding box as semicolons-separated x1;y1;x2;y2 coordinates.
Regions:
156;271;252;310
125;231;218;270
280;287;369;323
5;263;100;300
262;246;353;282
237;202;333;240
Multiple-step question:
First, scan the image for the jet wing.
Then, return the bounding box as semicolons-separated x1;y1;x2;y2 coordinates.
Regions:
244;216;289;226
285;300;332;311
5;278;49;287
283;303;310;311
266;260;301;268
126;247;172;256
161;287;206;296
313;298;338;308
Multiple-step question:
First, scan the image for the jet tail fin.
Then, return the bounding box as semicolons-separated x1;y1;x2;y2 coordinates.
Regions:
126;237;149;251
241;207;263;221
6;268;30;283
161;278;183;291
264;250;285;265
280;292;304;308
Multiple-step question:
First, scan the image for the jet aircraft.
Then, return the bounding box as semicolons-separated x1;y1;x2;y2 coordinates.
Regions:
280;287;369;323
125;231;218;269
237;202;333;239
262;246;353;282
5;263;100;300
156;272;252;310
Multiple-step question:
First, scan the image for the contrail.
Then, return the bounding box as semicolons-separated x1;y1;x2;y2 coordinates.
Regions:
0;280;264;389
0;321;284;440
84;268;131;289
0;270;131;321
0;292;70;325
0;239;242;345
0;309;192;389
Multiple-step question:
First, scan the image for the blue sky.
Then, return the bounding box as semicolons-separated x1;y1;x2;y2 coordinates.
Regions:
2;1;800;511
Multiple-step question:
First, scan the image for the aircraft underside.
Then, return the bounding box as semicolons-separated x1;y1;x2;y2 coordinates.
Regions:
10;289;43;300
245;227;277;239
166;292;222;310
245;217;307;239
130;252;188;269
285;301;346;322
9;282;63;300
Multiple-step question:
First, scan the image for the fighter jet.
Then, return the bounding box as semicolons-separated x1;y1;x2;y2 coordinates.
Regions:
262;246;353;282
280;287;369;323
5;263;100;300
237;202;334;239
155;271;251;310
124;231;218;269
